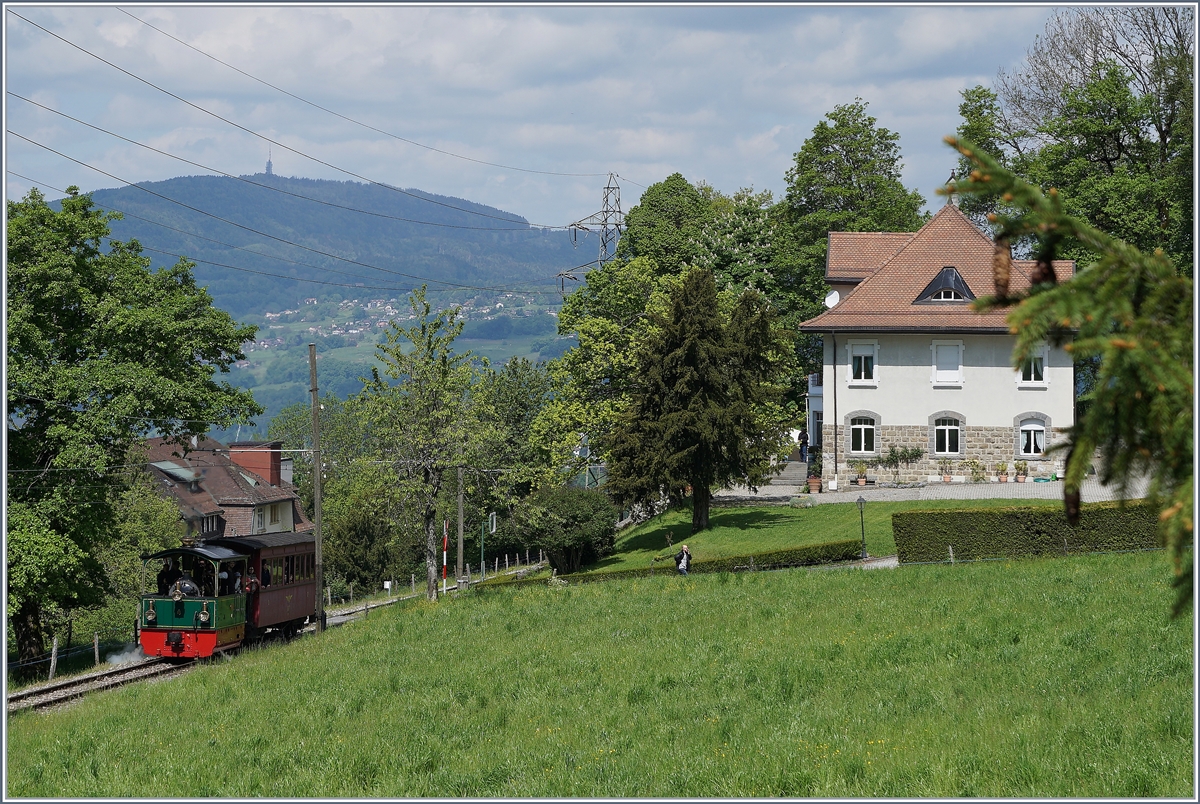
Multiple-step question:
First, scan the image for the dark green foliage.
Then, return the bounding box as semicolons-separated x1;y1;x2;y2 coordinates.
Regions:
614;173;715;275
605;268;788;534
6;187;260;659
481;538;862;589
893;502;1159;564
512;486;619;574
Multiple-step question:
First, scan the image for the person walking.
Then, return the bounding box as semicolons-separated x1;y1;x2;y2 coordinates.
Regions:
674;545;692;576
799;428;810;463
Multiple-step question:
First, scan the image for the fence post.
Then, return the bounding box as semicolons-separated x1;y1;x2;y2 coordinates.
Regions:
526;549;529;565
949;545;955;564
505;555;509;570
327;587;332;606
93;632;100;666
48;636;59;681
349;582;353;603
495;557;498;574
467;564;471;584
411;574;415;594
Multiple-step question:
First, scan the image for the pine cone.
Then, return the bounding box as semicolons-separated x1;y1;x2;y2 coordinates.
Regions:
992;239;1011;298
1031;241;1057;286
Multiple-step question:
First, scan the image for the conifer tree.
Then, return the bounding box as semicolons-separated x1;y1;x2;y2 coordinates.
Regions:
606;268;788;533
947;137;1193;615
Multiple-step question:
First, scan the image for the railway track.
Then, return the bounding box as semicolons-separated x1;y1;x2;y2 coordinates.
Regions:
7;658;194;713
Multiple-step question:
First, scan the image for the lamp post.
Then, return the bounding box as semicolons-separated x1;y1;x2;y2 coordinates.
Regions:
856;496;867;560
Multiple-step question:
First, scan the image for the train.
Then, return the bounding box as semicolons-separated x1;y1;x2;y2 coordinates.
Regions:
138;531;317;659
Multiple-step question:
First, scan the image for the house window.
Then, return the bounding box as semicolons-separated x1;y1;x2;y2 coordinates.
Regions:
1020;419;1046;455
931;289;963;300
1021;356;1044;382
934;418;960;454
255;507;265;532
811;410;823;448
269;503;281;525
850;417;875;453
931;340;964;385
847;340;879;385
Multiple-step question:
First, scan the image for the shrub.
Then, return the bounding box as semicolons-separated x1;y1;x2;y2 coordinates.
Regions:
893;502;1159;564
478;539;862;589
878;446;924;482
513;486;619;574
960;458;987;483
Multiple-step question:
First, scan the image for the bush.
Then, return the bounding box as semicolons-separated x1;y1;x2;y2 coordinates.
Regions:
893;501;1159;564
479;538;862;589
514;486;619;574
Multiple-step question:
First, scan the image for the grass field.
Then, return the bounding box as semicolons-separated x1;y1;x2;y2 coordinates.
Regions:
582;498;1061;575
6;550;1191;797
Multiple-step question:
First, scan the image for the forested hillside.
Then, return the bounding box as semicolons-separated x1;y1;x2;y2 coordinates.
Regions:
80;173;584;317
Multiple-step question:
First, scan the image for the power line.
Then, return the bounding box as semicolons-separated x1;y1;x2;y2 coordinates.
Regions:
6;9;561;228
7;169;588;295
9;92;540;233
116;7;611;181
8;130;564;293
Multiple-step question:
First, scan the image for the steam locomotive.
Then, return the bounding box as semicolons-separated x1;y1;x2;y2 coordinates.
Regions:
138;531;317;659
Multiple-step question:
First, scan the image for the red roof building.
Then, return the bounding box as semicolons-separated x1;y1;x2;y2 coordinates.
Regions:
797;204;1075;489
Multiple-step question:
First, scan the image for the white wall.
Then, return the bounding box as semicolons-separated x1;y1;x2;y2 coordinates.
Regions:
821;332;1073;428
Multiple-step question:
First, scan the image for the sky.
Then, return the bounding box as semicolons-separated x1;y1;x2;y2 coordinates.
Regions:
4;4;1057;230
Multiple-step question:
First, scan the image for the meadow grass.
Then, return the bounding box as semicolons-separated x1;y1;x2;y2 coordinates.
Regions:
589;498;1060;575
6;550;1191;797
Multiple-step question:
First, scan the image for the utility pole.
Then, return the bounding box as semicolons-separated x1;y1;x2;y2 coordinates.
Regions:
308;344;325;632
456;465;465;587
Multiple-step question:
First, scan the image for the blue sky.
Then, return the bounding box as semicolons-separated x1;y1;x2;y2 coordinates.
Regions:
5;4;1056;227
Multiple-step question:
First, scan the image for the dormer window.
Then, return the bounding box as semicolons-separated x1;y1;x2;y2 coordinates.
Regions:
915;267;976;304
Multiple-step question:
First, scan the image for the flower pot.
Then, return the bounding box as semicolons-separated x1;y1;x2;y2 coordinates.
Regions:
807;477;821;494
999;474;1009;483
857;477;866;486
942;475;952;483
1016;475;1027;483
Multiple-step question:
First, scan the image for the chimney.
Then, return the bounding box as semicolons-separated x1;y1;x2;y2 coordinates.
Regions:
229;441;282;486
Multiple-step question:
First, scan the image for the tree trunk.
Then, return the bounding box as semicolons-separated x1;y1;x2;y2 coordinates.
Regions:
691;484;710;533
13;599;44;663
422;466;443;601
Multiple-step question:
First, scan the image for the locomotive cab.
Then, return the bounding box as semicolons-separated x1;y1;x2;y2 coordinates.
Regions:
139;545;250;659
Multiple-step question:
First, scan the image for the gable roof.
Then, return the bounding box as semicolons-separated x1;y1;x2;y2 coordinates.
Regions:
826;231;915;282
145;437;313;532
800;204;1074;333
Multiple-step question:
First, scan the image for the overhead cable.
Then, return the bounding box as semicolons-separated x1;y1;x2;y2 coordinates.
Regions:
116;7;611;180
6;9;561;228
9;92;540;233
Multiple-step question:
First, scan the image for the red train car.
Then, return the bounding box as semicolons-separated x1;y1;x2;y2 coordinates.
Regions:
209;531;317;639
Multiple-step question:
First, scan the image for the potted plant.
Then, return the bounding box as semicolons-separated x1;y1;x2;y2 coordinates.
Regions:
850;460;869;485
806;449;822;493
937;458;954;482
1014;460;1029;482
996;461;1009;483
961;458;987;483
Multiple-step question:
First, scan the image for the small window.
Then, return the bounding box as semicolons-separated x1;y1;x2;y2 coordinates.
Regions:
269;503;281;525
934;418;960;454
1021;356;1044;383
852;347;874;381
1020;419;1045;455
850;417;875;453
255;508;265;532
932;289;963;300
932;341;963;385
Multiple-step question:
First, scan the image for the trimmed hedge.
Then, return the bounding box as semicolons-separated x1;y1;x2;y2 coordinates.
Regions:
477;538;863;591
893;501;1160;564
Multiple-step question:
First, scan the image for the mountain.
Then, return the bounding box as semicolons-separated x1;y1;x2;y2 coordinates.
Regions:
78;173;585;317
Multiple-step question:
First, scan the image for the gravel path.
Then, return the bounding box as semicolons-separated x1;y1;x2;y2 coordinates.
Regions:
714;474;1149;506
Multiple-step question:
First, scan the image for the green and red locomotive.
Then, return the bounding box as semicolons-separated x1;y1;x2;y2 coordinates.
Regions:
139;532;316;659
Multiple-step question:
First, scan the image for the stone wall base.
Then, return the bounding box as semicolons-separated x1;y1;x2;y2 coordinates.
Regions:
819;423;1065;488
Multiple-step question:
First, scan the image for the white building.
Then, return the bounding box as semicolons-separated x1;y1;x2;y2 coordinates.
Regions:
799;204;1075;488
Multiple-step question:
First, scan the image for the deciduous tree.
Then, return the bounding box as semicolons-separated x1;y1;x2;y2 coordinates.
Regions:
6;187;259;659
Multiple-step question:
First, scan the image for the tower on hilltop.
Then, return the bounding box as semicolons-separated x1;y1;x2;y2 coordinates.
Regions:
266;148;274;176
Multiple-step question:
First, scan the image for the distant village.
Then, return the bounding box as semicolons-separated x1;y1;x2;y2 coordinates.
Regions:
239;292;557;355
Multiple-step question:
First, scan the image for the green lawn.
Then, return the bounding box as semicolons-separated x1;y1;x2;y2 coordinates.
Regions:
6;550;1190;797
583;498;1060;575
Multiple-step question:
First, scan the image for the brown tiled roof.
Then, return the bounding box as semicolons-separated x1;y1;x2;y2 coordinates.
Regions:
826;231;915;281
800;204;1074;333
145;437;312;533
